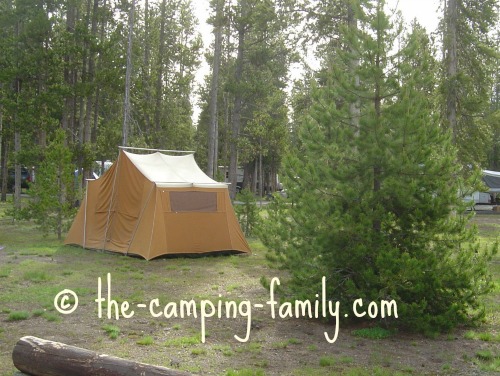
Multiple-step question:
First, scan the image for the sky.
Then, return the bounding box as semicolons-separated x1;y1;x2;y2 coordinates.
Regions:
191;0;442;121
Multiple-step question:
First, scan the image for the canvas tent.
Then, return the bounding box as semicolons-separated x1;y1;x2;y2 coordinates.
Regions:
65;149;251;259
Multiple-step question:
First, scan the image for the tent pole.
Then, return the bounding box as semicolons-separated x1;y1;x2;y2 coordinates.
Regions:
118;146;195;154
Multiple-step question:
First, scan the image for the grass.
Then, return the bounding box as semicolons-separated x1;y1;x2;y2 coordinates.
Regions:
23;269;51;283
214;344;234;356
464;330;500;342
137;336;154;346
234;342;262;354
7;311;30;321
164;334;201;347
351;327;393;340
102;324;121;339
226;369;265;376
0;199;500;376
319;356;336;367
191;348;206;356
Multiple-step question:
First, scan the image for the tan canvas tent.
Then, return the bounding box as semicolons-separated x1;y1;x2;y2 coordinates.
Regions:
65;149;251;259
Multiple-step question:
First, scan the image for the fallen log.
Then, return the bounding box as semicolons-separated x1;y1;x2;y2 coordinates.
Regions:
12;336;190;376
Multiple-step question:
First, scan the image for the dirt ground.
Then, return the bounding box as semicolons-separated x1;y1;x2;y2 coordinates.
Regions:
0;213;499;375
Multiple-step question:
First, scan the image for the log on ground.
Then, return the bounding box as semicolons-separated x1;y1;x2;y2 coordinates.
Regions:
12;336;191;376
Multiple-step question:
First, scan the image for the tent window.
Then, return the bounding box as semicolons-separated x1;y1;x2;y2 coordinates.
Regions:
170;191;217;212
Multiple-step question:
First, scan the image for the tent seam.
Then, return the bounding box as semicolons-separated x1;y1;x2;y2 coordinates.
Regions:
127;182;155;256
103;151;121;251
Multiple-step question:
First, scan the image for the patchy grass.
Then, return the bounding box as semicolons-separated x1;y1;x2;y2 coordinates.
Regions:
319;356;336;367
164;334;201;347
137;335;154;346
7;311;30;321
351;327;393;340
102;324;121;340
0;199;500;376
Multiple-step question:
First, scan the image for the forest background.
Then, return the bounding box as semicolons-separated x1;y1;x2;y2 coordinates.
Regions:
0;0;498;207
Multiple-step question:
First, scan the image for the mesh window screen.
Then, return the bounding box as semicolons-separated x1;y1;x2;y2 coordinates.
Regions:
169;191;217;212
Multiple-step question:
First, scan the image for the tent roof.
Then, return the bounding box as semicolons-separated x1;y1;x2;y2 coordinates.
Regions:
124;150;227;188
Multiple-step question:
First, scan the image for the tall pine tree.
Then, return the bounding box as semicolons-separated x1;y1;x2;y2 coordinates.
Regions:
260;1;496;332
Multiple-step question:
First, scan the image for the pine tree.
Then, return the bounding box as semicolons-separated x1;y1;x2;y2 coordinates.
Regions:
25;129;75;239
260;2;497;332
440;0;498;167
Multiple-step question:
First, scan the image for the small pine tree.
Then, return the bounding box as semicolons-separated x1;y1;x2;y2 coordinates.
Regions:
27;129;75;239
235;188;260;237
260;4;496;333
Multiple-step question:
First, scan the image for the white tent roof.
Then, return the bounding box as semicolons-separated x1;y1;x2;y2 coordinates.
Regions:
124;151;228;188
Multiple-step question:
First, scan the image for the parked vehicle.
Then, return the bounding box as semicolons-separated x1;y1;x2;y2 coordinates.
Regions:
463;191;491;205
6;167;31;192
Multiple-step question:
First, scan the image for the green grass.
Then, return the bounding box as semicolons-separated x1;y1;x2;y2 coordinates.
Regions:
7;311;30;321
464;330;500;342
0;267;11;278
351;326;393;340
214;344;233;356
42;312;60;322
319;356;336;367
235;342;262;354
164;334;201;347
226;369;265;376
190;348;206;356
137;336;154;346
476;349;494;361
102;324;121;339
23;270;51;283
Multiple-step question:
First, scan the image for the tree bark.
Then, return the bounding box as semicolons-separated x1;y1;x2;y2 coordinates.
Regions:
123;0;136;146
142;0;152;140
62;1;76;138
207;0;224;178
228;1;246;200
12;336;190;376
445;0;458;141
347;2;360;134
0;137;8;202
154;0;167;147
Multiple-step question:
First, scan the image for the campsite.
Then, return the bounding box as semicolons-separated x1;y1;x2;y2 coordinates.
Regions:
1;0;500;374
0;198;499;375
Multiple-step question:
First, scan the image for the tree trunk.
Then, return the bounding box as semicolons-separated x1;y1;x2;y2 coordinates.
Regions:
258;143;263;198
154;0;167;147
228;2;246;200
445;0;458;141
347;3;360;134
92;0;107;144
12;336;190;376
85;0;99;144
0;85;3;195
372;2;382;233
122;0;136;146
207;0;223;178
62;1;76;137
0;137;8;202
14;129;21;212
142;0;152;140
